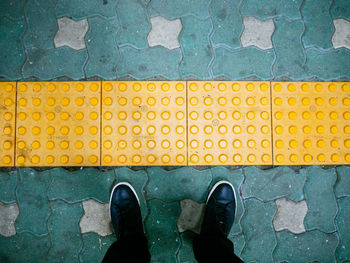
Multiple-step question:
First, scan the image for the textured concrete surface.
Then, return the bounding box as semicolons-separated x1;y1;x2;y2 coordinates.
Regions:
241;16;274;50
273;198;307;234
54;17;89;50
0;202;18;237
147;16;182;50
80;199;112;236
0;166;349;262
332;19;350;49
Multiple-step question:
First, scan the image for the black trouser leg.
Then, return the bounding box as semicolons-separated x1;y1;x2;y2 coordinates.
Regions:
102;234;151;263
193;234;243;263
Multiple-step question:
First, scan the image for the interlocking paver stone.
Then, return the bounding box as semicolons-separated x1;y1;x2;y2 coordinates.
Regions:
242;166;306;202
149;0;210;19
0;233;50;262
85;17;119;79
146;167;212;203
56;0;118;20
304;166;337;233
179;16;212;79
302;0;334;49
272;18;306;80
305;48;350;80
147;16;182;50
80;233;116;263
0;202;19;237
116;0;150;49
335;166;350;198
1;0;26;20
23;0;57;49
48;168;115;203
241;17;274;50
22;46;88;80
0;17;26;80
274;230;338;262
212;46;274;79
209;0;242;48
115;167;148;222
336;197;350;262
0;171;17;203
273;198;307;234
211;167;244;235
331;0;350;20
15;168;51;235
54;17;89;50
146;199;181;263
240;198;276;263
80;199;112;236
117;46;181;79
241;0;303;20
48;200;83;263
332;19;350;49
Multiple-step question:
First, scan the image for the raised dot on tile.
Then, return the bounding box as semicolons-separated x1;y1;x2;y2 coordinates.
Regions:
147;154;156;164
161;154;170;164
75;155;83;164
46;155;55;164
103;140;112;149
132;126;142;135
233;139;241;149
147;125;156;135
161;140;170;149
233;154;242;163
118;155;127;163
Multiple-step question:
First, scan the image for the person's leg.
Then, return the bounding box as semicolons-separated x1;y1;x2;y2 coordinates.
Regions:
102;182;151;263
193;181;243;263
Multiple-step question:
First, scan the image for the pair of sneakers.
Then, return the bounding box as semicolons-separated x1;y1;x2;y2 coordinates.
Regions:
110;181;236;239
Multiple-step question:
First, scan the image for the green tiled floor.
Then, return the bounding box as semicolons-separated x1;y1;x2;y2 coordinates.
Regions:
0;166;349;262
1;0;350;261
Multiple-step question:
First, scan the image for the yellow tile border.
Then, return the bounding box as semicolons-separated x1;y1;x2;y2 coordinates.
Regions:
0;81;349;166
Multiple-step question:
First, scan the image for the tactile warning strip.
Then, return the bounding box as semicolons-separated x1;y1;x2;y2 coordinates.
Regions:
187;81;272;165
101;81;187;166
1;81;349;166
15;82;101;166
272;82;350;165
0;82;16;166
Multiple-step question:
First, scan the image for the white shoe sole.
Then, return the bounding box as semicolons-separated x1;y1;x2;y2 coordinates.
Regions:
206;180;237;217
109;182;140;220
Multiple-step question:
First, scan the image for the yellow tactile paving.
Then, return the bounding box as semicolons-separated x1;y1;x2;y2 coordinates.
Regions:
15;82;101;166
0;82;16;166
101;81;187;166
187;81;273;165
0;80;349;167
272;82;350;165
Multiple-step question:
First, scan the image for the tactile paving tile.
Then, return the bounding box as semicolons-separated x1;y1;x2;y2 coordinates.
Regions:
16;82;101;166
101;81;187;166
0;82;16;166
272;82;350;164
187;81;272;165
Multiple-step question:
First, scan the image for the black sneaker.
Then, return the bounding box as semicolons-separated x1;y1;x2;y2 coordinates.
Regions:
109;182;144;239
201;181;237;237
